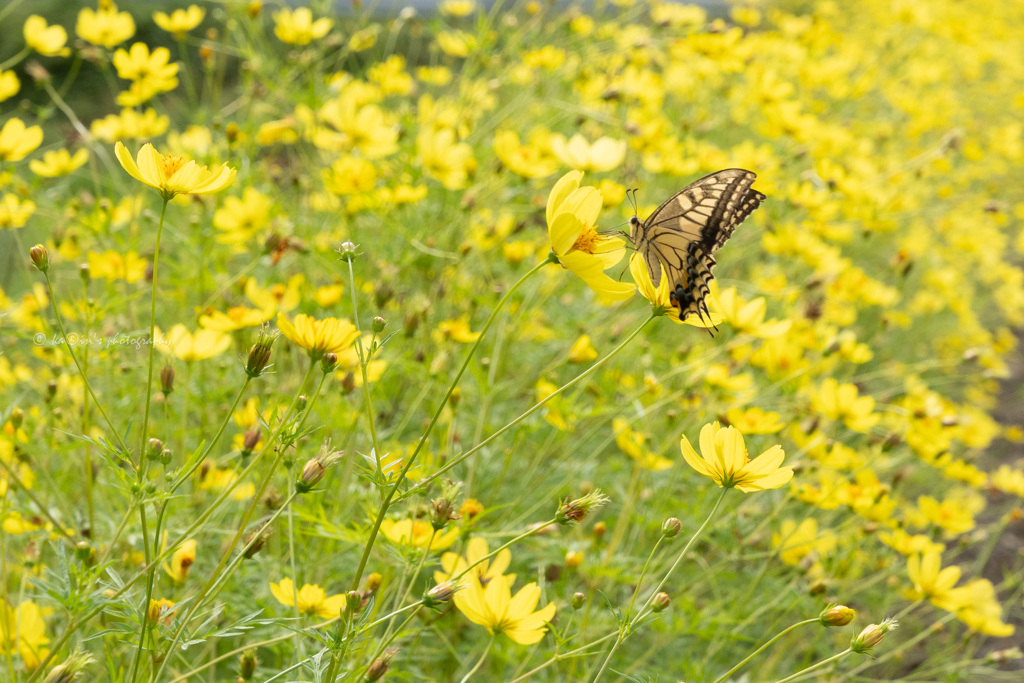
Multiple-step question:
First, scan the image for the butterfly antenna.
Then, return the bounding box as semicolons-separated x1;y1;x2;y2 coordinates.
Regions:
627;187;639;216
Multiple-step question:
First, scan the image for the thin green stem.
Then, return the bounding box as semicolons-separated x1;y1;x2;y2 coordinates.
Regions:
712;619;820;683
507;632;619;683
623;536;664;622
458;634;495;683
402;313;657;499
348;258;553;592
774;648;853;683
591;486;729;682
139;198;170;467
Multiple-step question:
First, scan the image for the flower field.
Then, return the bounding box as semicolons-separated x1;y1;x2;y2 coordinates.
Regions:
1;0;1023;681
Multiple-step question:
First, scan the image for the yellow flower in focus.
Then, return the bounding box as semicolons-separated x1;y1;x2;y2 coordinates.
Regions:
153;5;205;40
23;15;70;57
434;536;516;614
273;7;332;45
725;406;785;434
453;571;556;645
0;195;36;230
0;71;19;102
811;378;880;433
277;313;359;357
156;325;232;362
713;286;791;338
162;538;196;583
550;133;627;172
548;171;634;303
29;148;89;178
0;599;50;668
433;317;481;343
629;253;723;327
77;0;136;48
440;0;477;17
0;119;44;162
380;518;459;550
905;550;965;612
114;142;235;200
270;578;346;618
772;518;836;566
568;334;598;363
680;421;793;492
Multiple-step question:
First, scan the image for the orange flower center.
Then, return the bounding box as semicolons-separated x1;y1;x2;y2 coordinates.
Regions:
572;223;600;254
159;154;187;178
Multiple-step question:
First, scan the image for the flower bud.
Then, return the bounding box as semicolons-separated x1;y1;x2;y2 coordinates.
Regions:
75;541;92;563
338;241;359;262
321;352;338;373
365;572;383;592
459;498;484;520
295;442;345;493
661;518;682;539
247;1;263;18
146;438;164;460
820;604;856;627
372;316;387;333
424;581;458;610
592;521;607;539
851;618;898;654
346;590;363;613
296;395;308;411
42;647;93;683
245;327;277;378
241;427;261;458
556;489;610;526
242;522;272;559
651;592;671;613
239;650;258;680
225;122;241;143
25;61;51;83
571;592;586;609
30;244;49;272
365;647;397;681
565;550;583;569
160;365;175;395
79;263;91;284
10;407;24;429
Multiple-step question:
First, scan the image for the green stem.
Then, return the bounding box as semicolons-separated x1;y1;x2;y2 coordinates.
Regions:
139;198;170;467
591;486;729;682
348;258;553;592
623;536;664;623
775;648;853;683
43;273;131;461
402;313;657;499
459;634;495;683
712;619;820;683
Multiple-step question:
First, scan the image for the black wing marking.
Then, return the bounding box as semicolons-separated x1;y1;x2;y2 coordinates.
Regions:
629;169;765;324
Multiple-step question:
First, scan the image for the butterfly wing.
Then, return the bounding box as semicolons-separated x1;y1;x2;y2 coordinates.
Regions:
632;168;765;319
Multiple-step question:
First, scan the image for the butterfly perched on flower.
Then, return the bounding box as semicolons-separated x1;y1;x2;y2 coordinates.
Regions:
628;169;765;324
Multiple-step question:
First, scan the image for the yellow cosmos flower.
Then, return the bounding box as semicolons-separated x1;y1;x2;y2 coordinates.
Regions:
0;599;50;668
148;598;176;624
29;148;89;178
0;118;44;162
277;313;359;358
905;550;965;612
162;538;196;583
115;142;235;200
613;418;672;470
493;130;559;179
433;317;481;344
724;406;785;434
153;5;205;40
273;7;332;45
568;334;598;363
440;0;477;17
680;421;793;492
91;108;169;143
953;579;1015;637
245;275;303;314
713;286;791;338
772;518;836;566
76;0;136;49
23;15;70;57
0;194;36;230
199;306;272;332
550;133;627;172
155;325;232;362
547;171;634;303
86;250;146;282
270;578;346;619
112;42;179;83
457;572;556;645
380;518;459;551
0;71;19;102
628;253;721;327
417;127;475;190
810;378;879;433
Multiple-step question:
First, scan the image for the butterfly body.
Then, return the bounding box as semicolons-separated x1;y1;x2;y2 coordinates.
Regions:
629;168;765;321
